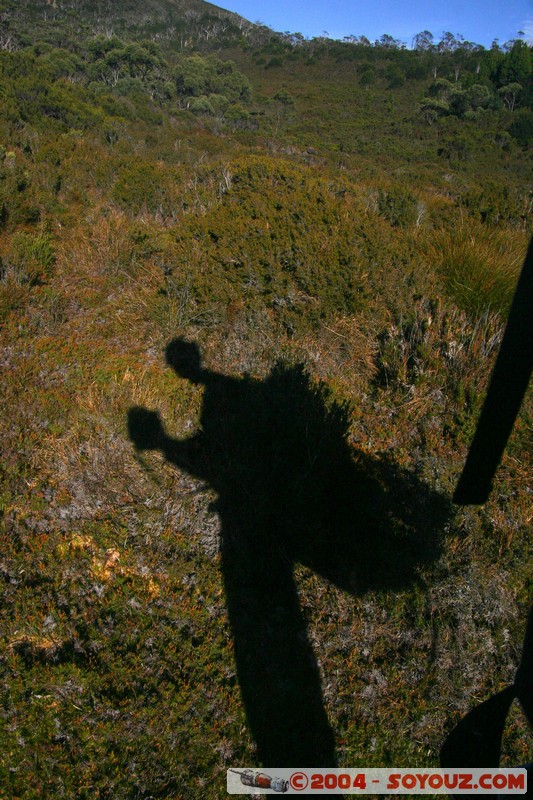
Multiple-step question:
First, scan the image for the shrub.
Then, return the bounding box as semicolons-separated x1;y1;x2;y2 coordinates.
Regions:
377;187;418;228
223;105;253;130
359;64;376;86
273;89;295;106
386;65;405;89
168;156;372;330
2;231;56;286
111;161;178;217
462;182;529;227
423;225;526;316
419;97;449;123
175;55;252;104
187;96;215;116
508;108;533;147
266;56;284;69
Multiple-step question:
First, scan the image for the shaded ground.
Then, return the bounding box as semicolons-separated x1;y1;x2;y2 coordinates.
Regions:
128;338;450;767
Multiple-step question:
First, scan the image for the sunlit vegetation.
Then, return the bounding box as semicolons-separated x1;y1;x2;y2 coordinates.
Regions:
0;1;531;797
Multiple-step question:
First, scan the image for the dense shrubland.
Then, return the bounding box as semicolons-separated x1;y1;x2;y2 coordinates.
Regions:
0;1;531;797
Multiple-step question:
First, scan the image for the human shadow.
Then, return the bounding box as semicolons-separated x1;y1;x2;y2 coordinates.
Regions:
127;338;450;768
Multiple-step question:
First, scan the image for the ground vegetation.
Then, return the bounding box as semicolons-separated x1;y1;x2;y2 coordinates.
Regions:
0;1;531;796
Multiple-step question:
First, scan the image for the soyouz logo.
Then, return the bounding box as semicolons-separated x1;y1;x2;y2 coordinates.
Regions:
226;768;528;794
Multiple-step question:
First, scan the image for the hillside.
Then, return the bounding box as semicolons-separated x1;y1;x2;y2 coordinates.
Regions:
0;2;532;797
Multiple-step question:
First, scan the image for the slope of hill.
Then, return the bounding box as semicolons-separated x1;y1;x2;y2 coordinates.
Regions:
0;3;531;797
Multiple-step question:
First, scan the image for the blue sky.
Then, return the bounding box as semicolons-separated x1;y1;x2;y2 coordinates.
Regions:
217;0;533;48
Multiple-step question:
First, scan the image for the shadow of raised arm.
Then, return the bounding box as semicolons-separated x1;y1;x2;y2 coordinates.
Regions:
127;406;203;476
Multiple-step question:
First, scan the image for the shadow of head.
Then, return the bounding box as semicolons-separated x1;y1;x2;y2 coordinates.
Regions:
165;338;204;384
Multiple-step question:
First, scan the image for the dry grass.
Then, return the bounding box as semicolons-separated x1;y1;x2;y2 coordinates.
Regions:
423;223;528;316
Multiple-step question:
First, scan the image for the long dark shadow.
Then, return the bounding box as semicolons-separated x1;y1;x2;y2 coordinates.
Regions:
128;339;450;768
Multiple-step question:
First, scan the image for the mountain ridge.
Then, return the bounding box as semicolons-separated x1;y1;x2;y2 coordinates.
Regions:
5;0;248;28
